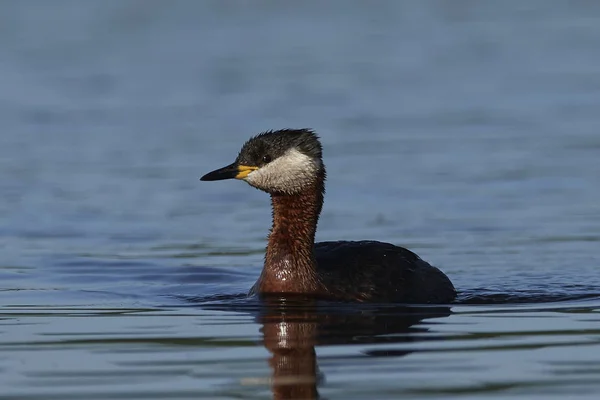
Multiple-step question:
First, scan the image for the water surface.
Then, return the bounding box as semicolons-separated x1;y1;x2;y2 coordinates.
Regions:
2;1;600;399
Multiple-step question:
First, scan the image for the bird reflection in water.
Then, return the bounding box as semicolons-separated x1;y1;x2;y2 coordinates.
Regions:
254;296;451;399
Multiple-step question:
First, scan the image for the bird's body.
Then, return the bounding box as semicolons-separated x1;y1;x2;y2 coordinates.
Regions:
252;240;455;303
313;241;455;303
201;129;456;304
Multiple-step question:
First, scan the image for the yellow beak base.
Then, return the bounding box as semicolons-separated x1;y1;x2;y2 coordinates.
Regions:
235;165;259;179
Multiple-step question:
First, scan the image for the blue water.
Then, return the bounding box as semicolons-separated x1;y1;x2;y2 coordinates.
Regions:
2;1;600;399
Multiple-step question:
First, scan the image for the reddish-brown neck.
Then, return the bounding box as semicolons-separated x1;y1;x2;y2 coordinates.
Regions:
255;171;325;295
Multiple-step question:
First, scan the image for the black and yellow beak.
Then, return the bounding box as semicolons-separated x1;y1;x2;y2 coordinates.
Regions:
200;162;259;181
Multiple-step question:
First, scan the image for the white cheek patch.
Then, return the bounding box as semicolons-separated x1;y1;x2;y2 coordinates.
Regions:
244;148;321;194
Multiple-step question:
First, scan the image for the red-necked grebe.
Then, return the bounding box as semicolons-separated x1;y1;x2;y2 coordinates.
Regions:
201;129;456;303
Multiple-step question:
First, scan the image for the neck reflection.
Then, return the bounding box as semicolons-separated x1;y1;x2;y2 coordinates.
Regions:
257;297;451;399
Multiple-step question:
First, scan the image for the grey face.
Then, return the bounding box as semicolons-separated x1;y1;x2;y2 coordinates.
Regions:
201;129;325;195
237;129;325;195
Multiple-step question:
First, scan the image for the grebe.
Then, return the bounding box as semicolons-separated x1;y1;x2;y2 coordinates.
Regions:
201;129;456;303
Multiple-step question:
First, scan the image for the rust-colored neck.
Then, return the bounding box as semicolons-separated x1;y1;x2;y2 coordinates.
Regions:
255;171;325;295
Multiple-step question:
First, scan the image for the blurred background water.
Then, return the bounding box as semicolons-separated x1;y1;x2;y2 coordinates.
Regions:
1;1;600;399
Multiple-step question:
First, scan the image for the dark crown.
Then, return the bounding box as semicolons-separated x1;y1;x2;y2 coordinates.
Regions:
236;129;323;167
